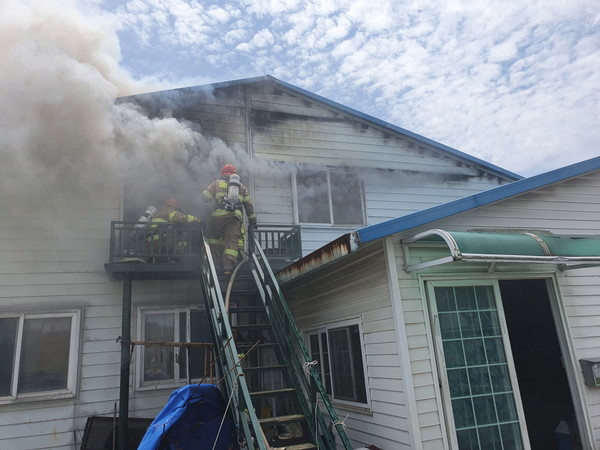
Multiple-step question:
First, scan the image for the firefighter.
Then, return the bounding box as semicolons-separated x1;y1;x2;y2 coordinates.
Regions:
202;164;257;275
148;198;201;260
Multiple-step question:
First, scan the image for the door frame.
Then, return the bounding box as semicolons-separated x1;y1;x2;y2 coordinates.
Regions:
419;272;594;449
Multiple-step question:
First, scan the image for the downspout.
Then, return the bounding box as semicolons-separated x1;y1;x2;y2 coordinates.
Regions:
118;277;132;450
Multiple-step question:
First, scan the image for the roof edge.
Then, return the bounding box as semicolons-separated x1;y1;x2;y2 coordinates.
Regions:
277;232;359;285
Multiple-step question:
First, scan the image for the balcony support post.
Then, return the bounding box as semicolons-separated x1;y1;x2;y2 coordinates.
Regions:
118;277;132;450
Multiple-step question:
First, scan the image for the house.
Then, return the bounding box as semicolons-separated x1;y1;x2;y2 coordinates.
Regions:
121;75;520;255
0;75;521;449
280;156;600;449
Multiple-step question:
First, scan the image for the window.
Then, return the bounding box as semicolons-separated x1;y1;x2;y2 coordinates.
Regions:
138;308;212;388
307;321;368;405
296;169;365;225
0;312;80;402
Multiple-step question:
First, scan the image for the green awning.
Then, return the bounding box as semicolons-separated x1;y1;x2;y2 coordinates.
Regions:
401;229;600;272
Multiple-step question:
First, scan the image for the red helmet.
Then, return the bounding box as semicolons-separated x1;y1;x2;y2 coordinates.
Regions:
165;197;179;208
221;164;237;176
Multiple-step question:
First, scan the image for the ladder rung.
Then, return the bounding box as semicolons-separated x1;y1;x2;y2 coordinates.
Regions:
232;323;271;330
250;387;295;398
284;444;317;450
229;306;265;313
258;414;305;427
227;289;257;296
244;364;286;372
236;342;277;349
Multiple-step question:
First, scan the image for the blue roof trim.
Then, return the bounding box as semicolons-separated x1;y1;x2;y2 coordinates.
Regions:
357;156;600;243
123;75;521;181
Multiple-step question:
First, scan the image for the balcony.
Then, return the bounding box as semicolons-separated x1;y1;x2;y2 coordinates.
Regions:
104;222;302;279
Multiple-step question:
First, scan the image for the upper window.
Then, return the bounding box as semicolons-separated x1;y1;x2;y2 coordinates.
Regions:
296;169;365;226
307;321;368;405
0;312;80;402
137;308;212;389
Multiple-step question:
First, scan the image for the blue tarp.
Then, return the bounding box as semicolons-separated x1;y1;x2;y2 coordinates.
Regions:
137;384;235;450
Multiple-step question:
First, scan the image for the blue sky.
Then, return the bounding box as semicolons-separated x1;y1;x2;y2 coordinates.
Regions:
2;0;599;181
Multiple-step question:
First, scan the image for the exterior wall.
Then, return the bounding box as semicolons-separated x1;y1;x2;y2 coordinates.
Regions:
251;85;507;255
390;170;600;449
138;83;514;256
284;242;414;449
0;187;123;449
0;187;204;449
246;84;512;255
127;279;206;416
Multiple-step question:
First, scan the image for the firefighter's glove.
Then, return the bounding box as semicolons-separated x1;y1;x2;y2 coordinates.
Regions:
248;217;257;228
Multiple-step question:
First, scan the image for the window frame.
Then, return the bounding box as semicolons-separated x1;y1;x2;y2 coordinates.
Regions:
0;310;81;404
306;319;370;408
293;167;366;227
135;306;212;391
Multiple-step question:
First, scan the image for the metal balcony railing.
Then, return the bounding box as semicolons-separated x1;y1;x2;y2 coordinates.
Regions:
108;222;302;267
252;225;302;263
108;221;204;263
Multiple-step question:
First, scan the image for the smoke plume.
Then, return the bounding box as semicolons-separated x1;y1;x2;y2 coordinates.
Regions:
0;0;259;212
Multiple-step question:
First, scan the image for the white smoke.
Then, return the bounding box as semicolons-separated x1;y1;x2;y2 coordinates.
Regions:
0;0;294;223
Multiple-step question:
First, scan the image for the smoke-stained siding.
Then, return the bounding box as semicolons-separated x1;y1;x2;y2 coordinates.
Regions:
249;85;494;175
245;84;511;254
183;94;248;149
124;79;515;256
253;173;294;224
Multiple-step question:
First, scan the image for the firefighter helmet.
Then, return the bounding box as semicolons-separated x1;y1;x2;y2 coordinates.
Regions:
221;164;237;176
165;197;179;208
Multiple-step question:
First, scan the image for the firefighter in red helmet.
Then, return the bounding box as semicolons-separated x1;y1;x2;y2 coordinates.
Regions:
202;164;257;275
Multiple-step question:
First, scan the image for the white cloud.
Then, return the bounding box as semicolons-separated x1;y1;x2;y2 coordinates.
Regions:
20;0;599;177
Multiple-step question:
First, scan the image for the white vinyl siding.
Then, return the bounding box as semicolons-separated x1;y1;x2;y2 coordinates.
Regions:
246;84;512;254
0;188;124;449
0;188;203;449
285;243;412;449
389;170;600;449
254;168;509;256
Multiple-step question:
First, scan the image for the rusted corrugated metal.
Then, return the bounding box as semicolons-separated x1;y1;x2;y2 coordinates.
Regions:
277;231;360;284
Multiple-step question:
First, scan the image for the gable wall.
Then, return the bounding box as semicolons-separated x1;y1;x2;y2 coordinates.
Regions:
246;85;513;254
156;85;513;255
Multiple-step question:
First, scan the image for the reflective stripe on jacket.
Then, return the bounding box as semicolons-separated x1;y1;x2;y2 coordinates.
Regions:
146;206;199;241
